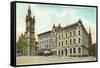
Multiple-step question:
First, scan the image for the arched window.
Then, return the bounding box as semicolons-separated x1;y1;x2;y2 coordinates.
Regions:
62;41;63;46
66;33;67;38
70;48;72;54
62;50;63;55
78;47;81;53
70;39;72;44
78;37;81;43
66;40;67;45
73;48;76;53
78;30;80;35
65;49;67;55
73;38;75;44
62;34;63;39
59;41;60;46
59;50;60;55
73;31;76;36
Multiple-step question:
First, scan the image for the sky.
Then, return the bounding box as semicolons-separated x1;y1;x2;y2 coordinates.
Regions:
16;3;96;44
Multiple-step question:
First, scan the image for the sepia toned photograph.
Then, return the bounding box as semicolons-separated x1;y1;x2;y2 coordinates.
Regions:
15;2;97;66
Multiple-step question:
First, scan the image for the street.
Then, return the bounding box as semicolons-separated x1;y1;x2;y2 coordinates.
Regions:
16;56;96;65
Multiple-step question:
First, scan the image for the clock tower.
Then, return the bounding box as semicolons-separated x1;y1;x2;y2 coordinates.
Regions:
25;5;36;56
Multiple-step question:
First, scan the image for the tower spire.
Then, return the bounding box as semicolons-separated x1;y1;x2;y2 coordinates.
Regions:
89;27;91;34
78;18;82;24
88;27;92;55
53;24;55;28
28;5;31;16
26;5;36;56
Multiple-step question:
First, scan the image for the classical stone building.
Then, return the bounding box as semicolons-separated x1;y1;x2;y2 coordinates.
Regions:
38;31;51;50
38;19;92;56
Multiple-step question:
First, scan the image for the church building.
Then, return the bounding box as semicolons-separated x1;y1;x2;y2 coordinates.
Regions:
25;5;36;56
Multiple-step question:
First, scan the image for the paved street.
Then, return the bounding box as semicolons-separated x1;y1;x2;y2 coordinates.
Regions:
16;56;96;65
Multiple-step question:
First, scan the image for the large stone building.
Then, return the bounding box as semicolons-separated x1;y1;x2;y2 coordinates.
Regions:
38;19;91;56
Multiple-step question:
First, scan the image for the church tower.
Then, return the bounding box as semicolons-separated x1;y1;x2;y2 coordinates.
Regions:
88;27;92;55
26;5;36;56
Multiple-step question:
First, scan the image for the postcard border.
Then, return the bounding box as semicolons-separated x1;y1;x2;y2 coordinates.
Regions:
10;1;98;67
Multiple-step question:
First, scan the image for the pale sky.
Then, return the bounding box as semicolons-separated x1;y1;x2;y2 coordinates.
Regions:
16;3;96;43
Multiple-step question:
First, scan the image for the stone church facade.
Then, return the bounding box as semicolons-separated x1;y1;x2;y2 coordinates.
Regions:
24;6;36;56
38;20;92;56
16;6;37;56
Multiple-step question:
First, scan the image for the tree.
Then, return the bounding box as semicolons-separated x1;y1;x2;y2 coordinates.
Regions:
16;34;26;56
91;43;96;56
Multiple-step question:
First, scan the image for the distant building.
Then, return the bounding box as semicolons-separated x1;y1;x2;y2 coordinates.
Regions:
38;31;51;50
38;19;91;56
88;28;93;56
